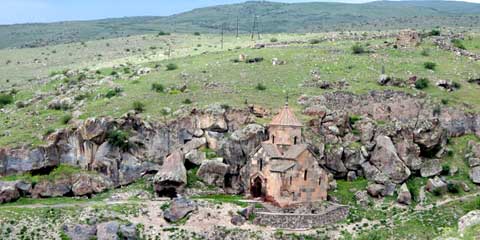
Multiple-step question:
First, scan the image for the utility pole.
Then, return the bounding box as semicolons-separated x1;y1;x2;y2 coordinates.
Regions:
236;16;239;38
221;23;225;49
257;16;261;40
251;15;257;40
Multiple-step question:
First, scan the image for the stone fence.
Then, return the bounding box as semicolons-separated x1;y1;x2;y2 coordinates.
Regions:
254;204;349;229
433;36;480;61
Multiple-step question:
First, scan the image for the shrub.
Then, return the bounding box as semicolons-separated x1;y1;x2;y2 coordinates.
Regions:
352;43;365;54
432;188;443;196
451;39;466;50
441;98;449;105
107;129;131;151
166;63;178;71
309;39;321;44
415;78;429;89
194;32;201;36
255;83;267;91
441;164;450;175
60;114;72;125
151;83;165;93
132;101;145;112
44;128;55;136
270;38;278;43
0;94;13;107
182;98;192;104
424;62;436;70
452;81;461;89
349;115;362;126
447;182;460;194
105;88;122;98
158;31;170;36
429;29;441;36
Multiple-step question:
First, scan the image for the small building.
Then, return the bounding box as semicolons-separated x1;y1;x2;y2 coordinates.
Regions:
247;102;329;207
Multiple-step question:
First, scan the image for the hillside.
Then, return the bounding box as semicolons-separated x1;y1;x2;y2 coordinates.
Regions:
1;1;480;49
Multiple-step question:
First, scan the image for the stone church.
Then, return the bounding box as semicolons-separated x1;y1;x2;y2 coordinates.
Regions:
247;102;329;207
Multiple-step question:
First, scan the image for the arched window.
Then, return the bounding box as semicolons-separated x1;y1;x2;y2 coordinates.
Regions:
272;135;275;144
259;158;263;171
304;170;308;181
294;136;298;145
290;176;292;185
319;178;321;185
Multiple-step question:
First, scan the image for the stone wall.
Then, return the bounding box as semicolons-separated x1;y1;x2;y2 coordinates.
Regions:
254;204;349;229
433;36;480;61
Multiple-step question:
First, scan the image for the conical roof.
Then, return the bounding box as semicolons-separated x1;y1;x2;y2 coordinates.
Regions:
269;105;303;127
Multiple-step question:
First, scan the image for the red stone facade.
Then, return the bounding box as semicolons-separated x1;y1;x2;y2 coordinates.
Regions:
247;104;329;207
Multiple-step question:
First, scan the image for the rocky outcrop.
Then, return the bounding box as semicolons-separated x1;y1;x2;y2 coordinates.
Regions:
153;151;187;198
458;210;480;233
196;159;229;187
369;136;410;183
96;221;120;240
0;106;257;202
0;181;20;203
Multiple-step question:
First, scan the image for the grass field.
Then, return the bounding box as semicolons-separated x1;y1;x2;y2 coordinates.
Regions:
1;32;480;147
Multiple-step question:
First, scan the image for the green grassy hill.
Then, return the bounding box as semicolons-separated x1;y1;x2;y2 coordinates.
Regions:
1;1;480;49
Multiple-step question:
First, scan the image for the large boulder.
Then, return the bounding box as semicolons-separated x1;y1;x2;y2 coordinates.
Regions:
197;104;228;132
0;181;20;203
458;210;480;233
78;118;113;144
118;224;137;240
96;221;119;240
32;177;72;198
420;159;442;178
153;151;187;197
426;177;447;194
72;173;113;196
367;183;385;198
324;146;347;177
395;139;422;171
163;198;197;223
62;224;97;240
185;149;206;166
469;166;480;184
369;135;411;183
397;183;412;205
196;159;229;187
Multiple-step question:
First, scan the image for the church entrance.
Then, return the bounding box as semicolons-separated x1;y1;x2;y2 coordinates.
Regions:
251;177;264;198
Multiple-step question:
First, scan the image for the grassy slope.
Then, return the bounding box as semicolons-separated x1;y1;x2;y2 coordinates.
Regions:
1;1;480;49
2;34;480;147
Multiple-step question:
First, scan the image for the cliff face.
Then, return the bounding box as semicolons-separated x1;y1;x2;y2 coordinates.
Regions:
1;91;480;203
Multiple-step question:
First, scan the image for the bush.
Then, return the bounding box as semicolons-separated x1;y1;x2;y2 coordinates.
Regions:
432;188;444;196
270;38;278;43
0;94;13;107
424;62;436;70
105;88;123;98
132;101;145;112
451;39;466;50
151;83;165;93
352;43;365;54
429;29;441;36
441;98;449;105
107;129;131;151
158;31;170;36
166;63;178;71
309;39;321;44
441;164;450;175
447;182;460;194
194;32;201;36
415;78;429;89
60;114;72;125
255;83;267;91
182;98;192;104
